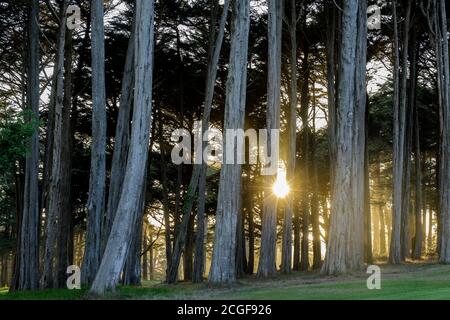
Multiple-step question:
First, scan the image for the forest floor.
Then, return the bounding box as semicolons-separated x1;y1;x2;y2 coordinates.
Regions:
1;261;450;300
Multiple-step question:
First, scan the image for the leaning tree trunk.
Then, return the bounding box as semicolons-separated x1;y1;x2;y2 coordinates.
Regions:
103;17;135;254
167;0;230;284
257;0;283;278
82;0;108;285
209;0;250;284
321;0;367;275
89;0;155;295
193;0;230;284
15;0;40;291
281;0;297;274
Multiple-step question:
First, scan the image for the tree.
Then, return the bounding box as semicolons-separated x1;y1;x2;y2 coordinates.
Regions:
89;0;155;295
322;0;367;275
257;0;283;278
41;0;69;289
14;0;40;291
281;0;297;274
208;0;250;284
82;0;108;284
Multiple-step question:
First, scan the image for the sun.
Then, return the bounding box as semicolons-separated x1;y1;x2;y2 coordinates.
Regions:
272;168;290;198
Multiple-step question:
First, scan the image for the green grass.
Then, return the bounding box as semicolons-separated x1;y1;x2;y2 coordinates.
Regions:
1;263;450;300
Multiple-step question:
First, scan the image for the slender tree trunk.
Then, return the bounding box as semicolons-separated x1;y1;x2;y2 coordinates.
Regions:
437;0;450;263
15;0;40;291
389;0;404;264
41;0;69;288
193;163;207;282
246;176;255;275
411;29;423;259
89;0;155;295
281;0;297;274
55;29;74;288
82;0;108;285
258;0;283;278
209;0;250;284
142;225;148;281
299;36;310;272
103;16;135;253
311;85;321;269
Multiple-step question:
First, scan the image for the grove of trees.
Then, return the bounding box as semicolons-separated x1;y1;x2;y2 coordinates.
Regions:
0;0;449;295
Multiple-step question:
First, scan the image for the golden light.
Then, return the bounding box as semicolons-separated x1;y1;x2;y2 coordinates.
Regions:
272;167;290;198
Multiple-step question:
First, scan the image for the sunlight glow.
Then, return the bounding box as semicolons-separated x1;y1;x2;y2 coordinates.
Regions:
272;166;290;198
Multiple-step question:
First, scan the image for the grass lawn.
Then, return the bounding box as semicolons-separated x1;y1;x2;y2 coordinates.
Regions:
1;262;450;300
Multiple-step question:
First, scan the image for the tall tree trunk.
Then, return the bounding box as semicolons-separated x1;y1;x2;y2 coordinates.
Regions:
193;163;207;282
413;104;423;259
411;27;423;259
14;0;40;291
364;105;372;264
55;29;74;288
103;16;135;254
89;0;155;295
281;0;297;274
321;0;367;275
82;0;107;285
41;0;69;288
246;175;255;275
311;86;321;269
258;0;283;278
299;36;310;273
389;0;405;264
209;0;250;284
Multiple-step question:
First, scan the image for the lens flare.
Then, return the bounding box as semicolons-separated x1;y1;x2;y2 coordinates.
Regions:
272;168;290;198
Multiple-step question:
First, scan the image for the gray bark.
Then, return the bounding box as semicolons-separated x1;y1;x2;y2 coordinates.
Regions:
89;0;155;295
82;0;107;284
281;0;297;274
103;18;135;254
258;0;283;278
209;0;250;284
41;0;69;288
321;0;367;275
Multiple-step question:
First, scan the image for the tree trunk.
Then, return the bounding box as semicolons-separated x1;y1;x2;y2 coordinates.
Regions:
55;29;74;288
258;0;283;278
103;16;135;254
82;0;108;285
389;0;405;264
281;0;297;274
311;87;321;269
437;0;450;264
89;0;155;295
15;0;40;291
321;0;367;275
209;0;250;284
41;0;69;288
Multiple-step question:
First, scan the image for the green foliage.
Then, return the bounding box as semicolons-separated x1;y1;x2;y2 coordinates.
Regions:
0;108;38;176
